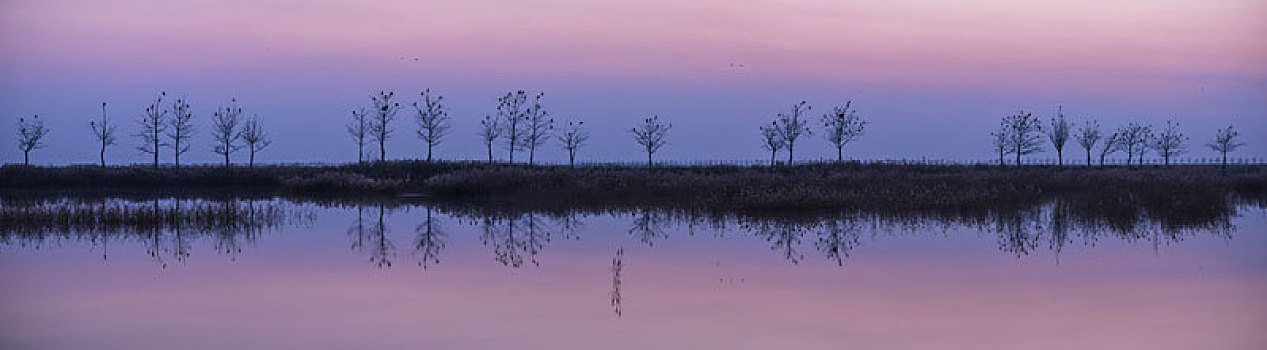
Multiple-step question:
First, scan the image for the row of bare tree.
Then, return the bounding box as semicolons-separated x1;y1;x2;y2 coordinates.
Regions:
991;107;1246;167
758;100;868;166
346;89;673;167
12;95;1249;168
13;92;272;167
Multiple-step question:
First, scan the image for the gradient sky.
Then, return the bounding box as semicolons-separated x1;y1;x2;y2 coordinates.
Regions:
2;0;1264;165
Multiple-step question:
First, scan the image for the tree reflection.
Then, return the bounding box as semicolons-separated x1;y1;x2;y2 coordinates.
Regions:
480;214;549;267
629;210;669;246
414;207;446;269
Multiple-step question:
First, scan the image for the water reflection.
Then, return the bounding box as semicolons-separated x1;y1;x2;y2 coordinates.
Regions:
0;197;289;267
0;196;1246;268
348;204;394;268
413;207;446;269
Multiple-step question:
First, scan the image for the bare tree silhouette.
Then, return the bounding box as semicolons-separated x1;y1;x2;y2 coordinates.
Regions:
346;108;370;164
211;99;244;166
369;91;401;162
1047;106;1070;166
759;121;784;166
239;115;271;167
135;92;168;168
1151;120;1187;166
990;120;1013;165
1206;124;1245;169
821;100;867;163
15;115;49;166
776;101;812;163
558;120;590;168
522;92;553;165
478;114;502;164
89;102;116;166
412;89;450;163
1075;120;1100;166
631;115;671;167
166;96;194;168
1116;122;1152;166
1098;132;1120;166
1002;111;1043;165
497;90;529;163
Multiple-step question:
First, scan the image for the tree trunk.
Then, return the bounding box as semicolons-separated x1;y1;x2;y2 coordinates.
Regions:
1057;150;1063;166
837;146;843;163
787;143;794;164
771;150;777;166
153;148;159;169
1015;149;1021;166
569;151;576;168
509;148;515;164
23;151;29;166
1085;149;1091;166
224;151;230;167
1099;153;1106;167
487;145;493;164
426;143;433;163
379;139;386;162
1222;152;1228;169
1164;154;1170;166
100;147;106;167
529;145;535;165
647;151;653;168
249;149;256;168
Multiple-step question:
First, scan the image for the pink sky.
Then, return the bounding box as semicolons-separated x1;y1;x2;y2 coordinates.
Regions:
1;0;1264;164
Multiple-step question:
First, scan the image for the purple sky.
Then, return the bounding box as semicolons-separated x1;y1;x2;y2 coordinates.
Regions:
2;0;1264;165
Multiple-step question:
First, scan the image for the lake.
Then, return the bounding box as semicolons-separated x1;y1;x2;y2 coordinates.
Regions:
1;197;1264;349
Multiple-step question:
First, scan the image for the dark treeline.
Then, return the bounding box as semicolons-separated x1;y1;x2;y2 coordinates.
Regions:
8;89;1251;169
3;162;1265;214
0;193;1252;269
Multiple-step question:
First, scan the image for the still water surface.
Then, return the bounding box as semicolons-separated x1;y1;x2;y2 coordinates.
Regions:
1;198;1264;349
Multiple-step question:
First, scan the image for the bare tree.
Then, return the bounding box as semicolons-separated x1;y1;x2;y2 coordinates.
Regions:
776;101;812;163
412;89;450;162
15;115;49;166
1075;120;1100;166
1002;111;1043;165
478;114;502;164
497;90;529;163
347;108;370;164
1098;132;1120;166
1206;124;1245;169
990;120;1013;165
239;115;271;167
820;100;866;162
759;121;784;166
1150;120;1187;166
631;115;671;167
211;99;244;166
558;120;589;168
1047;106;1070;166
522;92;553;165
369;91;401;162
89;102;116;166
135;92;168;168
1116;122;1152;166
166;96;194;168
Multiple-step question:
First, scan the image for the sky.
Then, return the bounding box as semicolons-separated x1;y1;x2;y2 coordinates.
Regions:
1;0;1264;165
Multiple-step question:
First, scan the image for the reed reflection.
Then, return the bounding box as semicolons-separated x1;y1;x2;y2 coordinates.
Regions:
0;197;287;267
0;195;1246;269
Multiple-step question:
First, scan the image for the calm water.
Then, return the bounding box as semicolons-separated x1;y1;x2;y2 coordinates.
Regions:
1;198;1265;349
